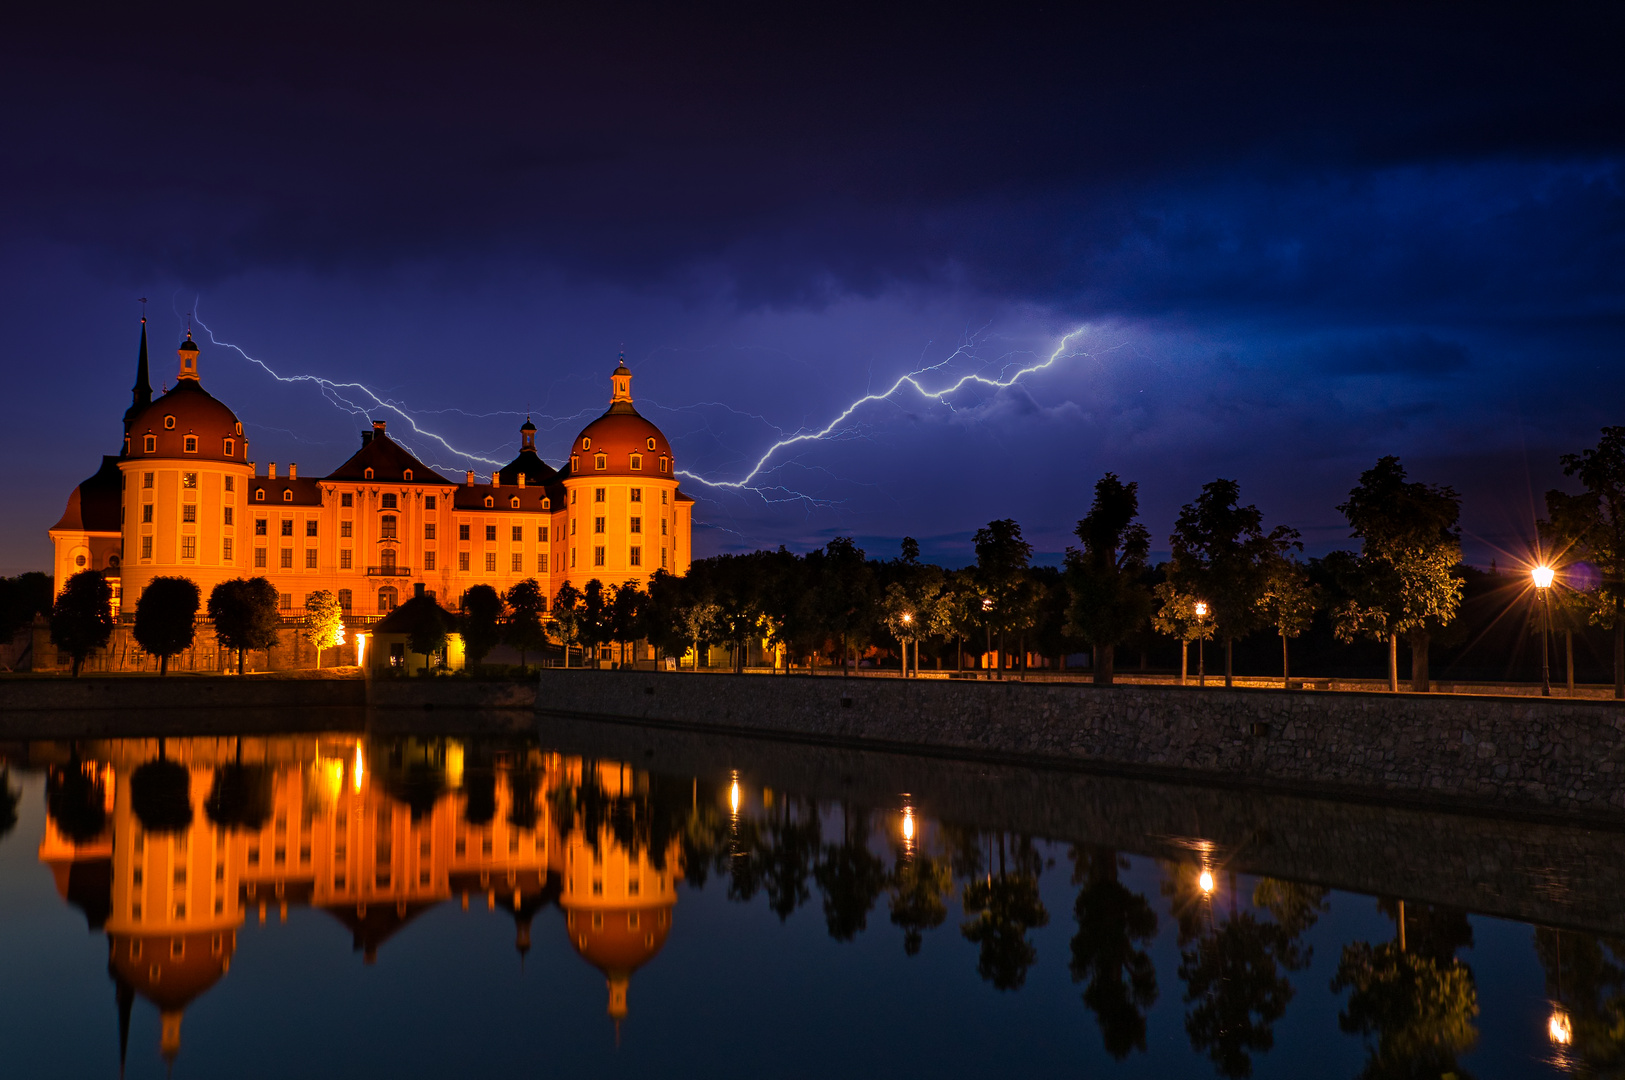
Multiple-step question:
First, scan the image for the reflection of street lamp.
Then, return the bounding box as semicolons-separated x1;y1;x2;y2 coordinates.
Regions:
1533;565;1554;697
1548;1006;1573;1046
1194;602;1209;688
729;770;741;817
1198;868;1215;895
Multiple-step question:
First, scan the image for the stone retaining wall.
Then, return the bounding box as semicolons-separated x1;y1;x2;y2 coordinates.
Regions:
535;669;1625;817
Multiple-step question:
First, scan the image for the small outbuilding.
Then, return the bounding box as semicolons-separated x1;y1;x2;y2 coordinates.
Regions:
361;585;464;675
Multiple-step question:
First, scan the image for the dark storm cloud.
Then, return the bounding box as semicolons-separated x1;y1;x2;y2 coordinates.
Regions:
2;1;1620;323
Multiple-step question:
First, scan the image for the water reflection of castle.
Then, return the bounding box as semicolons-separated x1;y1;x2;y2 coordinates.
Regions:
36;736;681;1070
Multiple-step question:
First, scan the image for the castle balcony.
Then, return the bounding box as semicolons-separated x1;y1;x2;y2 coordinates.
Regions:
365;566;413;577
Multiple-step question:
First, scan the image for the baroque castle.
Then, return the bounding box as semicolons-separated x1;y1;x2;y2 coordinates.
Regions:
49;319;694;624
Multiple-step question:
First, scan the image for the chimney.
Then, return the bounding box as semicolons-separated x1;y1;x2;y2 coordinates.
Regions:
372;419;387;438
465;470;475;487
492;472;500;488
361;429;373;447
268;462;277;480
517;474;526;488
248;460;257;476
288;463;297;480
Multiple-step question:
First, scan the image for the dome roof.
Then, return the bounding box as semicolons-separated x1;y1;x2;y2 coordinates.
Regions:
565;903;673;975
109;929;235;1013
126;381;244;464
570;409;671;478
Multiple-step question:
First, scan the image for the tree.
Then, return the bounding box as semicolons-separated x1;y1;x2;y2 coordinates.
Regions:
208;577;280;675
130;756;193;834
1153;581;1214;685
881;566;950;678
1257;557;1319;687
305;589;345;670
1546;427;1625;697
578;579;611;667
461;584;503;668
133;576;201;675
1066;474;1154;685
608;582;648;667
0;572;53;646
1332;457;1463;692
47;757;108;843
404;600;453;674
1070;847;1159;1058
504;579;550;667
974;520;1037;680
548;582;585;666
812;537;875;677
50;570;114;677
1170;479;1300;688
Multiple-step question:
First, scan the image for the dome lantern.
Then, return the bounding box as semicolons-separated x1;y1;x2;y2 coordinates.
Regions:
176;330;200;382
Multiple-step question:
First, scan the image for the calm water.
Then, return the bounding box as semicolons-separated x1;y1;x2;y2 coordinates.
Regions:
0;720;1608;1078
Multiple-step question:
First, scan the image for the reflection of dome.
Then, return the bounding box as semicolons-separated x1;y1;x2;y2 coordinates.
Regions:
108;929;236;1063
568;360;672;478
564;903;674;1020
125;381;242;463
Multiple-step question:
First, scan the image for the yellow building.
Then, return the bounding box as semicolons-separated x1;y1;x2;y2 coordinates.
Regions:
50;320;694;625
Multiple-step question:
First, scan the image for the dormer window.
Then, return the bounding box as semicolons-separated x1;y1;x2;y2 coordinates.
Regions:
235;422;243;435
508;496;519;508
571;455;579;471
364;468;374;480
484;496;494;508
223;438;234;457
143;435;156;453
660;456;669;474
183;435;198;453
282;490;292;502
164;416;176;430
595;454;607;470
541;497;550;510
403;469;412;481
124;437;131;455
255;489;265;501
630;453;642;471
581;437;591;450
647;438;657;451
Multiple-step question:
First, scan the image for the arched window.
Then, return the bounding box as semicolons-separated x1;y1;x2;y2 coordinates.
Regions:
282;490;292;502
364;468;375;480
510;496;520;508
255;489;265;501
380;514;397;539
541;497;550;509
377;586;397;612
403;469;413;481
484;496;494;508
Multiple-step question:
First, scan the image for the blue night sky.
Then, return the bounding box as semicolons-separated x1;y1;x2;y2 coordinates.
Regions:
1;1;1621;574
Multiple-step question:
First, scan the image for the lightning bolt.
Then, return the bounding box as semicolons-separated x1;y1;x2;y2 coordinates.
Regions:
675;325;1103;499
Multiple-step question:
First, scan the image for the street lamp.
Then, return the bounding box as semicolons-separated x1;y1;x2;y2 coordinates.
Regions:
1194;601;1209;688
900;611;913;679
982;597;995;681
1533;565;1554;697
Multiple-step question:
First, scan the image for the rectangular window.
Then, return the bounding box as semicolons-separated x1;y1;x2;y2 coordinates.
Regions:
223;538;233;561
340;549;352;570
223;507;233;526
305;549;317;569
485;525;496;541
594;546;605;567
459;552;470;571
537;526;548;542
661;517;668;536
631;488;642;502
280;520;293;537
182;504;196;523
180;537;196;559
594;488;605;502
181;472;198;489
255;518;266;535
340;520;352;538
425;495;436;510
306;520;317;537
629;546;641;567
382;493;397;509
537;554;548;573
459;524;470;541
380;516;397;539
570;548;576;568
630;517;641;534
594;516;605;534
571;490;577;505
511;553;523;573
661;490;668;504
280;592;291;610
142;537;153;559
423;551;435;571
143;472;154;489
254;547;266;567
484;552;496;573
662;547;667;568
338;589;351;611
341;492;353;507
278;548;293;569
224;476;234;492
570;518;576;536
424;523;435;540
142;505;153;524
511;526;522;542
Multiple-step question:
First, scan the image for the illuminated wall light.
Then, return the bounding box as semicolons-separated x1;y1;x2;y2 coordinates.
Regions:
1198;869;1215;895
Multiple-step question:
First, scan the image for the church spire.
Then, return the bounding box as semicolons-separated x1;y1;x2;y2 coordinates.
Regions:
124;316;152;424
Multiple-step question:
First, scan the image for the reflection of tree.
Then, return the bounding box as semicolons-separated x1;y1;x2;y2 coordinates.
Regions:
1535;928;1625;1073
462;768;497;826
815;804;886;941
889;848;952;956
204;763;273;833
0;766;18;843
760;798;821;921
1179;910;1296;1077
961;833;1049;990
1331;899;1478;1079
376;738;451;822
1253;878;1329;945
1069;846;1158;1058
47;756;108;843
129;756;192;834
505;766;540;831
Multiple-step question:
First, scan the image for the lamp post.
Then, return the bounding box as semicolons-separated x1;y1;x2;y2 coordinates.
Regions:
982;597;995;681
900;611;913;678
1533;565;1554;697
1194;601;1209;688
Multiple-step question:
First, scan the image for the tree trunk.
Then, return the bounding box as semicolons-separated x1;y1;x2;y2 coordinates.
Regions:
160;653;168;676
1281;633;1289;688
843;632;849;678
1094;642;1115;686
238;647;245;676
1388;633;1399;692
1179;640;1188;686
1615;605;1623;699
1223;638;1233;688
1410;631;1430;692
1566;629;1575;693
956;637;964;674
1019;634;1026;680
